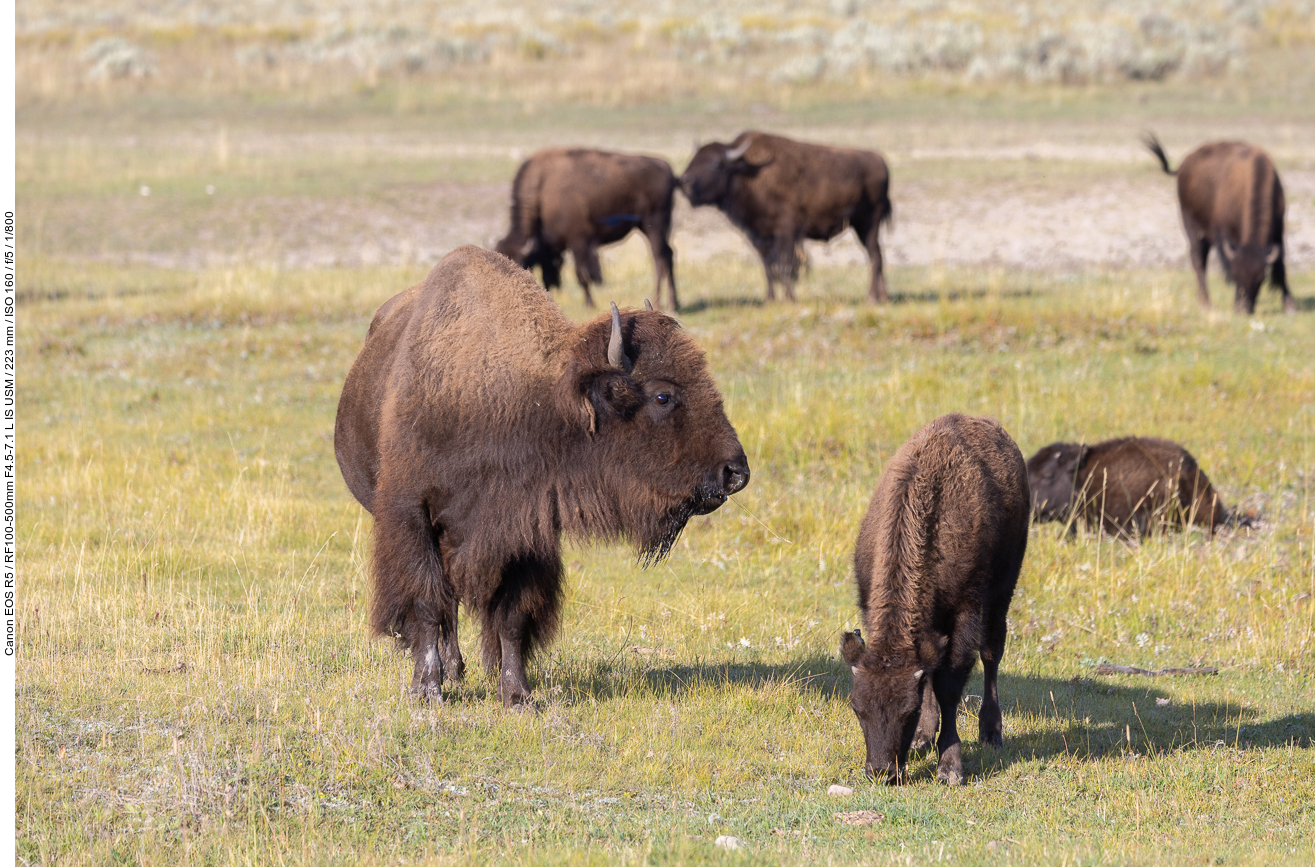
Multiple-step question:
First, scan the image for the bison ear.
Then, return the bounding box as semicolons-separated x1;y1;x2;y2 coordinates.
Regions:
587;371;643;423
841;630;865;667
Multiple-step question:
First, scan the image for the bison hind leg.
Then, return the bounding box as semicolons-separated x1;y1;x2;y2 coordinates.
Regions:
480;554;564;709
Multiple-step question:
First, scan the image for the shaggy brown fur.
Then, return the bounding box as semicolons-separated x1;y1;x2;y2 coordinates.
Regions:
680;131;892;303
841;414;1029;786
1026;437;1228;538
1144;134;1295;314
335;246;749;708
494;149;680;310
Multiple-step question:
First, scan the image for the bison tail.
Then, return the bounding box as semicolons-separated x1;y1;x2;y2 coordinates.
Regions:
1142;132;1175;176
503;158;542;254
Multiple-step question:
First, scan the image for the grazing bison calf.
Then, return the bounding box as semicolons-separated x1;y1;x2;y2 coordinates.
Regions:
681;131;891;303
1027;437;1228;538
842;414;1029;785
1144;133;1295;314
494;148;680;310
335;246;749;708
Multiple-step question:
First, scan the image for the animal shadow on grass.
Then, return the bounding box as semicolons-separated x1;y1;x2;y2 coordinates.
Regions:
539;652;850;705
676;296;765;315
886;286;1038;305
966;673;1315;781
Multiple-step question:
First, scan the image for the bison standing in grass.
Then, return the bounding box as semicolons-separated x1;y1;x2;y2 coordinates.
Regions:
680;131;892;303
1144;133;1296;314
1026;436;1230;539
335;246;749;708
842;414;1029;785
494;148;680;311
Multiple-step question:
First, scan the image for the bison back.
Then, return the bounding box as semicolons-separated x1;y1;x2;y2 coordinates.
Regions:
334;246;575;513
854;414;1029;638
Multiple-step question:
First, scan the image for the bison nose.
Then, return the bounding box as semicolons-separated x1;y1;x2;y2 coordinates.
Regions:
721;457;750;496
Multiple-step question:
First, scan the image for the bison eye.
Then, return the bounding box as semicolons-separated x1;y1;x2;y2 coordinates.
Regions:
654;392;672;406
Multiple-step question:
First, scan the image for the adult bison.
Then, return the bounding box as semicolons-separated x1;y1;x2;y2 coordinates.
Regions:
1144;133;1296;314
842;414;1029;785
680;131;892;303
335;246;749;708
494;148;680;311
1026;436;1229;539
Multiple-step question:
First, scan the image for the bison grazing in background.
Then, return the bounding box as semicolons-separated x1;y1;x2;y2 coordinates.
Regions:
1144;133;1296;314
335;246;749;708
494;148;680;311
842;414;1029;786
681;131;892;303
1027;436;1230;539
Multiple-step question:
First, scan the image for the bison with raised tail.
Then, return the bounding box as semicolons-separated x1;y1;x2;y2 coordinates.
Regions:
842;414;1029;785
1144;133;1296;314
1026;436;1229;538
681;131;892;303
335;246;749;708
494;148;680;311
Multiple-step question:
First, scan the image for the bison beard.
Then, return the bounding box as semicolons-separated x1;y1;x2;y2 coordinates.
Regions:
335;247;749;709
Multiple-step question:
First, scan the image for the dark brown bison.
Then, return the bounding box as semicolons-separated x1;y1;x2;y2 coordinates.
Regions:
1144;134;1295;314
841;414;1029;786
494;148;679;311
335;245;749;708
680;131;892;303
1026;436;1229;538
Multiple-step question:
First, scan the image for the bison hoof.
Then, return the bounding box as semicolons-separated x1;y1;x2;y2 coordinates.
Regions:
910;733;933;752
936;767;964;787
980;730;1003;749
408;685;445;705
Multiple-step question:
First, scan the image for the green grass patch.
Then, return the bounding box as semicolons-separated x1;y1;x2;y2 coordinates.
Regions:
18;252;1315;865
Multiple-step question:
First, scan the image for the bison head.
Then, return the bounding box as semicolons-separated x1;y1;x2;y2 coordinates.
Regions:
1217;237;1281;314
1026;442;1086;523
680;137;758;206
559;303;750;563
842;630;929;784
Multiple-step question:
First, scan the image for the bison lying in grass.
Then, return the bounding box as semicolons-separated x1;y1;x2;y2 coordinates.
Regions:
1026;436;1231;539
843;414;1029;785
335;246;749;708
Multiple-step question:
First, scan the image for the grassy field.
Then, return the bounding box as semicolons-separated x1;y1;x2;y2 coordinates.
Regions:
15;9;1315;865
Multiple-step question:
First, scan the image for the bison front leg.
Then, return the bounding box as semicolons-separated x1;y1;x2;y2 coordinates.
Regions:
931;665;972;786
910;676;940;752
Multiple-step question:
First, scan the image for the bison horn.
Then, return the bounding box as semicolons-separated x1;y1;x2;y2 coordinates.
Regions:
1266;245;1281;265
1219;237;1237;261
725;138;752;162
644;298;654;311
608;302;632;372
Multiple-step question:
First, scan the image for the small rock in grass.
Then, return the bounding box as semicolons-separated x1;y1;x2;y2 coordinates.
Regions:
836;810;885;826
714;835;743;850
828;784;854;797
1156;697;1170;707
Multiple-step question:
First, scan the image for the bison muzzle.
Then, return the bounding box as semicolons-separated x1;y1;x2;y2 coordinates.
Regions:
335;246;749;708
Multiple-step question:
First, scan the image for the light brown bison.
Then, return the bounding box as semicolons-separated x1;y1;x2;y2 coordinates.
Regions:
680;131;892;303
335;246;749;708
1026;436;1229;538
1144;134;1295;314
841;414;1029;785
494;148;679;311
